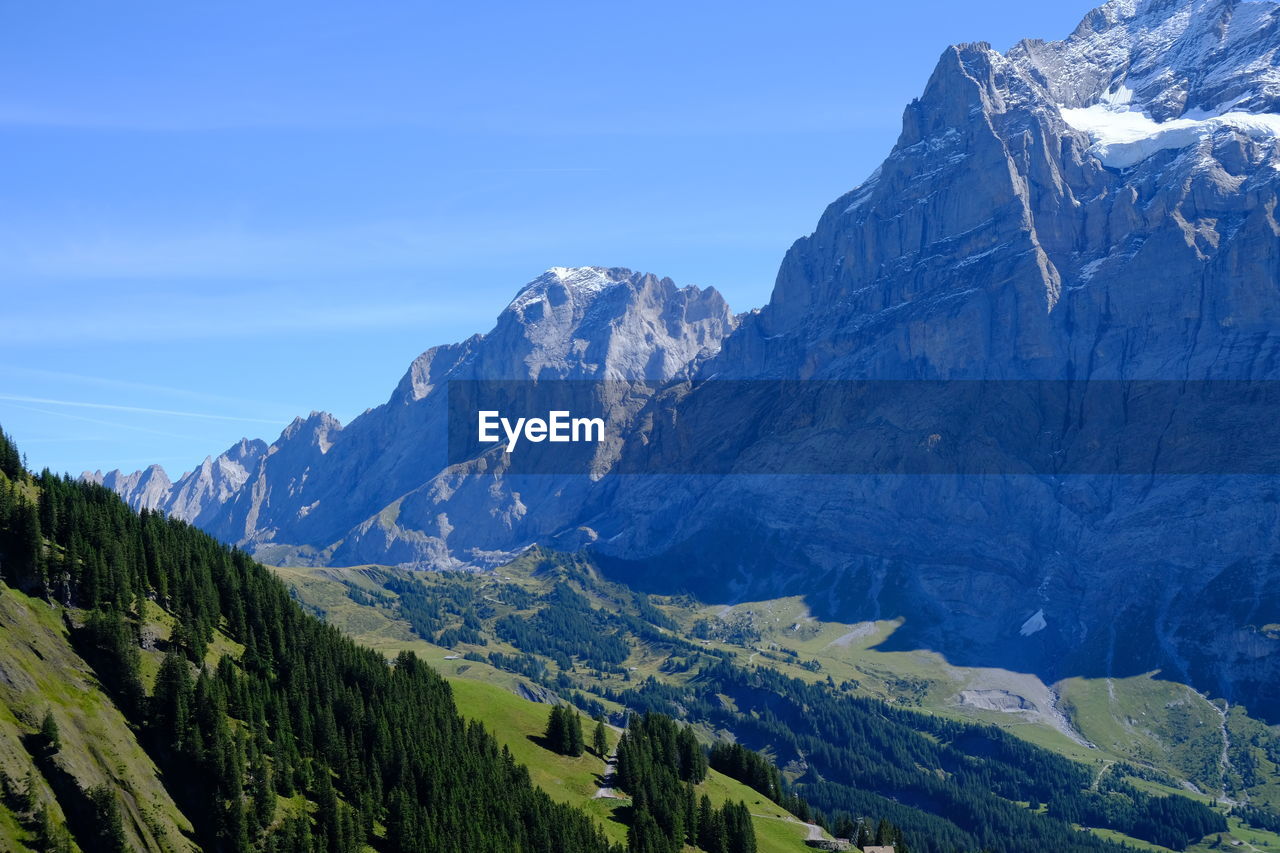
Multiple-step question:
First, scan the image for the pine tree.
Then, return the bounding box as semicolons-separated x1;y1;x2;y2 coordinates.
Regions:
87;785;128;852
676;726;706;783
697;794;718;852
593;717;609;757
39;709;60;752
150;650;194;754
683;782;698;845
703;810;728;853
16;769;37;814
13;499;43;592
722;801;756;853
0;426;22;479
546;704;568;753
627;807;662;853
35;806;74;853
568;708;585;757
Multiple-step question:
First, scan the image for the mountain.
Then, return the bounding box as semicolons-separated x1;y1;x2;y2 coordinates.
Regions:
94;0;1280;719
589;0;1280;715
91;266;735;567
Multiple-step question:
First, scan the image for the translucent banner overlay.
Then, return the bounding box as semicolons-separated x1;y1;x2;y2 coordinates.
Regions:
447;379;1280;475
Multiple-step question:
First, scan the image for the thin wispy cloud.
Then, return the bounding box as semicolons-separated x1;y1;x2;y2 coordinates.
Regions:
0;284;485;346
0;98;885;137
0;401;195;439
0;365;306;415
89;456;194;468
0;214;611;282
0;394;283;425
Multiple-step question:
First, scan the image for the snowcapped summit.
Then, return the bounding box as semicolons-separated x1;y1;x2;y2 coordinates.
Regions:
490;266;735;381
505;266;634;314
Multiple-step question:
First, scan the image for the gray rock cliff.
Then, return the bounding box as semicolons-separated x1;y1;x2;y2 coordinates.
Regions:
590;0;1280;714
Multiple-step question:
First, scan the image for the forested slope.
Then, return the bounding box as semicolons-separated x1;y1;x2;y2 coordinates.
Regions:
279;549;1243;853
0;426;619;853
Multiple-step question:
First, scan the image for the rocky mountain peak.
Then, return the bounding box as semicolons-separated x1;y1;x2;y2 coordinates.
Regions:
392;267;735;404
718;0;1280;382
279;411;342;452
86;463;173;512
492;266;735;381
223;437;268;465
504;266;637;315
94;264;735;559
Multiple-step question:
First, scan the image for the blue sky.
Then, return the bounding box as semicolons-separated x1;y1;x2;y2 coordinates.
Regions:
1;0;1095;477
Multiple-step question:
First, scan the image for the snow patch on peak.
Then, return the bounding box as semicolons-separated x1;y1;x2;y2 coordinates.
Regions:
1020;609;1048;637
547;265;621;286
1012;0;1280;123
1061;96;1280;167
1098;83;1135;108
280;411;342;452
507;266;633;314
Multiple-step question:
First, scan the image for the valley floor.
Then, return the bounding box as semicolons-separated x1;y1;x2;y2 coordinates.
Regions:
270;554;1280;853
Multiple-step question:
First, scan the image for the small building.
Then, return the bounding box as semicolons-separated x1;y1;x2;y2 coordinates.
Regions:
863;846;896;853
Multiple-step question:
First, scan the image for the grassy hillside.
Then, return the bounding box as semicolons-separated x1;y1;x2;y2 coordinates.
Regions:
447;676;820;852
0;584;196;852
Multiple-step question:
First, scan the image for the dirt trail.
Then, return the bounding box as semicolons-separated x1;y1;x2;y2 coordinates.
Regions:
1090;760;1115;791
749;812;825;842
593;750;619;799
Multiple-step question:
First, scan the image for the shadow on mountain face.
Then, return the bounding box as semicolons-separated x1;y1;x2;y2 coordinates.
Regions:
592;517;1280;725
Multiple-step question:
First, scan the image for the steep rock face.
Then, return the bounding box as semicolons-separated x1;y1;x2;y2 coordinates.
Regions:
590;0;1280;713
1016;0;1280;120
320;267;735;567
166;438;267;527
92;0;1280;715
204;412;343;547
